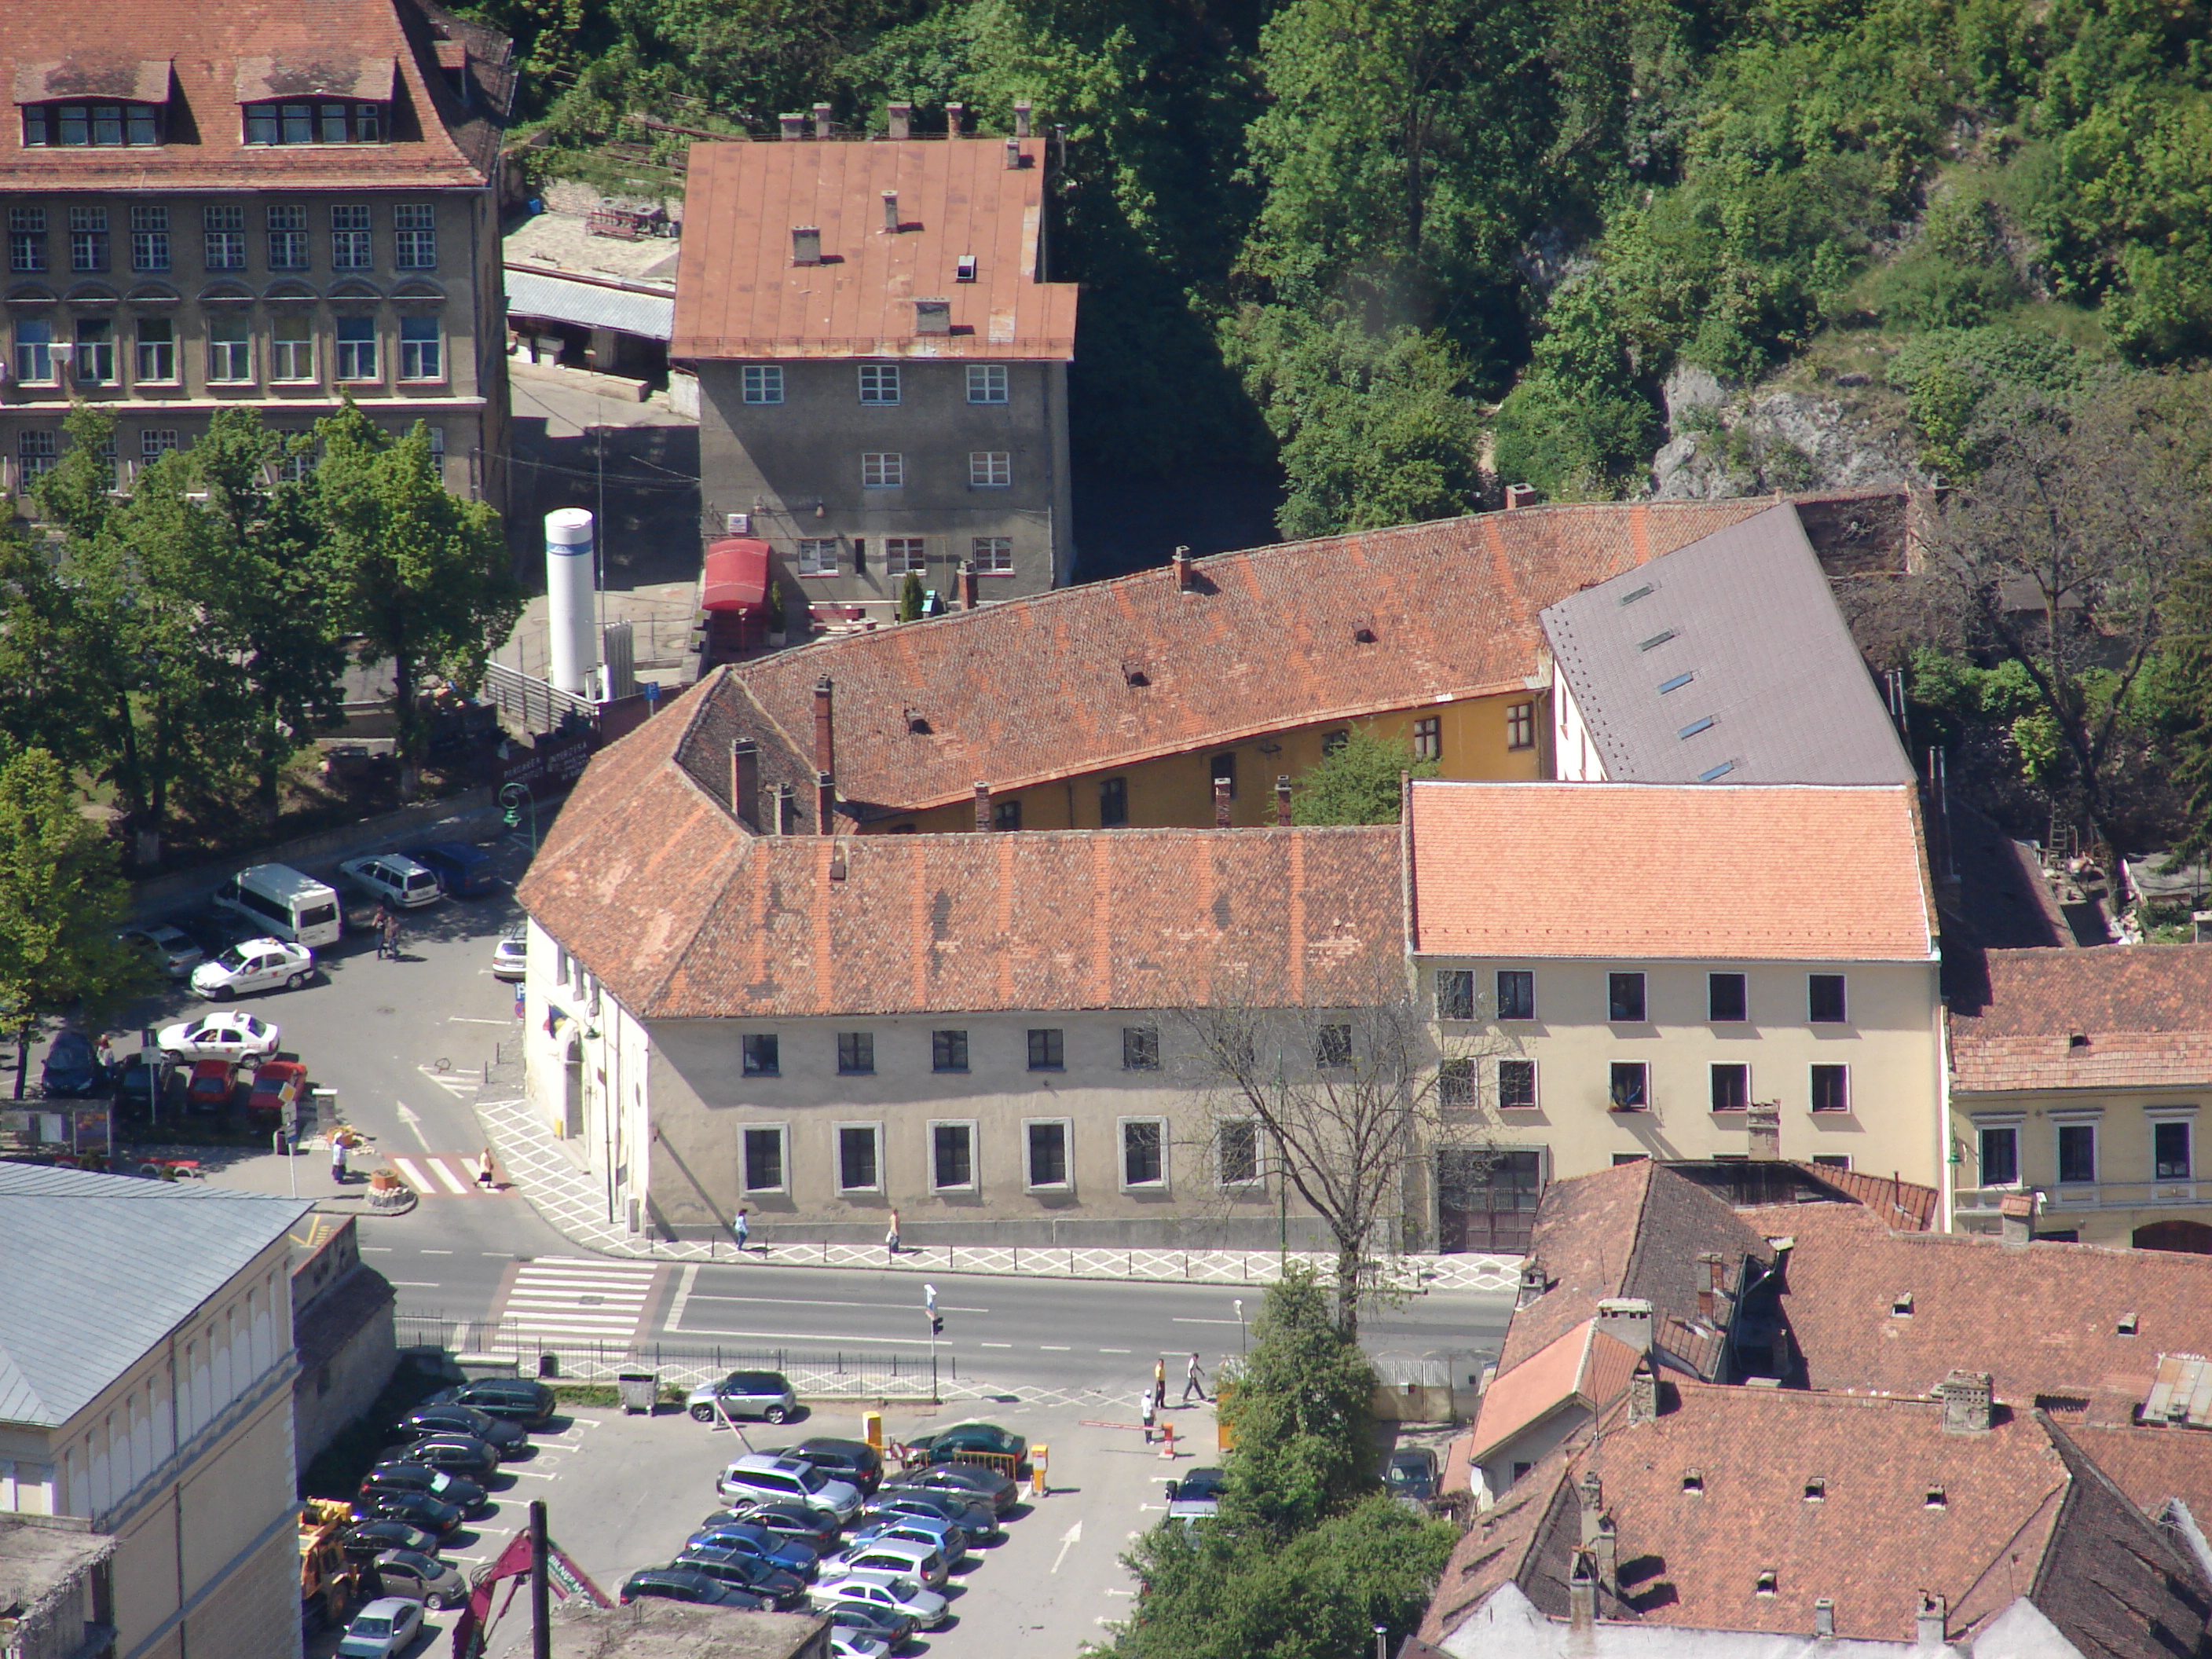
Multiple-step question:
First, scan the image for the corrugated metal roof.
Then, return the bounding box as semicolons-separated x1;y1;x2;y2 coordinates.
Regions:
2145;1353;2212;1427
505;269;675;341
1540;504;1917;786
672;138;1078;361
0;1165;310;1427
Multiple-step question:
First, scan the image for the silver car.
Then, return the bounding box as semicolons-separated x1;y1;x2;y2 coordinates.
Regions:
371;1548;467;1610
687;1370;797;1425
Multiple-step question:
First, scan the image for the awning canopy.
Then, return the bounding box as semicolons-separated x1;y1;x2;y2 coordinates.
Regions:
504;269;675;342
701;539;770;613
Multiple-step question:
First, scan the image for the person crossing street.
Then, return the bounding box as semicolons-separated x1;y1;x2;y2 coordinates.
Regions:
1182;1351;1209;1404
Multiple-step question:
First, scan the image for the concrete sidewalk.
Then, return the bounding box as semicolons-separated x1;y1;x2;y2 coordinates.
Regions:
472;1080;1522;1295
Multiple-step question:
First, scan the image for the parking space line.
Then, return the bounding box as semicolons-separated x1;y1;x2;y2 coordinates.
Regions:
1099;1348;1130;1353
980;1342;1013;1348
1040;1345;1071;1350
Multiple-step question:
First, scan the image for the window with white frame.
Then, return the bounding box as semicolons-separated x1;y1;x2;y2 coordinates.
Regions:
858;364;899;405
134;318;175;383
207;317;251;383
202;205;245;270
1977;1122;2019;1186
271;317;313;381
399;316;441;380
1710;1063;1749;1111
967;364;1008;403
742;364;783;404
930;1121;976;1191
1610;1061;1648;1111
1024;1119;1071;1190
884;537;926;575
394;203;436;269
2154;1119;2193;1180
243;101;383;145
1438;1057;1474;1107
140;430;178;463
837;1123;884;1193
1217;1120;1262;1187
8;207;46;273
266;205;307;271
17;430;57;479
334;317;377;380
69;207;108;273
972;537;1012;574
797;538;839;577
331;204;372;269
25;102;163;148
1810;1064;1849;1112
1808;973;1848;1024
129;205;169;272
1498;1058;1537;1108
14;318;54;384
1435;969;1474;1020
73;318;114;383
742;1126;788;1193
2057;1121;2097;1185
969;451;1010;487
862;452;903;488
1120;1119;1166;1189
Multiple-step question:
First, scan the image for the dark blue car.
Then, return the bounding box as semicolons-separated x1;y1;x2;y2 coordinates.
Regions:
686;1522;819;1575
401;843;499;898
40;1031;101;1099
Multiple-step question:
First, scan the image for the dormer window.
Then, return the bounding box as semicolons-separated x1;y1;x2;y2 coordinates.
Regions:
22;103;164;147
243;101;384;145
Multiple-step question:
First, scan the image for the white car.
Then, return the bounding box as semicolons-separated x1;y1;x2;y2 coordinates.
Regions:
335;1596;422;1659
156;1012;280;1062
808;1569;950;1630
831;1633;892;1659
339;854;443;910
490;929;527;982
190;938;315;1000
119;923;204;980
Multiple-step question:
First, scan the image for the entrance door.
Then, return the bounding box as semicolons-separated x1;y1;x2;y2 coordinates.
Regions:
1438;1150;1543;1254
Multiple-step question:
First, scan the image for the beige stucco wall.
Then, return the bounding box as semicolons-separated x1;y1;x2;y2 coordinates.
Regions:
1952;1086;2208;1249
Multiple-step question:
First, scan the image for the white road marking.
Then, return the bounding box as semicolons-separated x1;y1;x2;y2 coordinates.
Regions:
389;1156;430;1190
419;1249;453;1254
361;1247;395;1253
447;1017;511;1024
687;1294;992;1314
670;1328;933;1346
397;1101;434;1149
1050;1520;1082;1573
413;1068;476;1100
980;1342;1013;1348
1040;1345;1071;1350
1100;1348;1131;1354
390;1281;444;1288
494;1258;662;1345
1170;1317;1243;1324
667;1263;700;1332
427;1159;471;1195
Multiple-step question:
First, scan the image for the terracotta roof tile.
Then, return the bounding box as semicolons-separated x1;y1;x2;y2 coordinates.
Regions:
1950;945;2212;1091
2064;1423;2212;1534
0;0;510;191
716;500;1775;817
1469;1322;1641;1463
672;139;1078;361
1409;780;1936;961
1420;1459;1573;1643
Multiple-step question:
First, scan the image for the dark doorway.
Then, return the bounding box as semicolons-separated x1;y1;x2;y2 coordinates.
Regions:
2133;1219;2212;1254
1438;1150;1542;1254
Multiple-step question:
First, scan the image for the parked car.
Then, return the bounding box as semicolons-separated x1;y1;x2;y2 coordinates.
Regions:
717;1455;862;1522
688;1371;797;1424
830;1630;893;1659
392;1434;500;1479
489;928;528;982
190;937;315;1000
823;1536;947;1591
360;1462;487;1516
884;1462;1019;1515
906;1422;1027;1469
1164;1466;1226;1525
808;1570;950;1631
673;1547;808;1609
790;1436;884;1494
339;853;443;909
403;842;499;898
390;1404;526;1458
864;1489;999;1545
156;1012;279;1062
1386;1446;1439;1508
119;922;205;980
704;1502;843;1554
844;1513;964;1568
427;1379;556;1428
339;1520;440;1565
112;1055;160;1119
618;1567;762;1610
349;1489;463;1537
335;1597;422;1659
185;1060;238;1114
372;1548;467;1610
685;1521;819;1576
38;1031;101;1100
245;1060;309;1132
826;1599;917;1646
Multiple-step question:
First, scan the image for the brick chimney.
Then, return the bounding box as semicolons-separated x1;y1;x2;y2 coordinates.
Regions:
1213;775;1232;828
731;738;760;830
812;102;833;139
1917;1594;1946;1646
1568;1550;1597;1632
974;782;991;833
1275;775;1292;826
1936;1370;1993;1434
1013;100;1032;137
882;190;900;233
914;298;950;335
812;677;836;833
1998;1189;2038;1248
775;783;797;835
887;101;912;140
945;101;965;134
1516;1258;1547;1309
1595;1297;1654;1353
778;112;804;141
1628;1361;1658;1424
1504;482;1541;509
960;562;979;610
1172;545;1196;592
791;225;822;266
1747;1101;1781;1161
1578;1474;1616;1592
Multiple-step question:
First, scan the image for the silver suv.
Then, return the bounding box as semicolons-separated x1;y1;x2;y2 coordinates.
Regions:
717;1454;862;1523
687;1371;797;1425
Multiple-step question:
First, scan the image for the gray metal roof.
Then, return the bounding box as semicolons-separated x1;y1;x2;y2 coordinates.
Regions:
504;269;674;341
0;1165;310;1428
1540;503;1916;786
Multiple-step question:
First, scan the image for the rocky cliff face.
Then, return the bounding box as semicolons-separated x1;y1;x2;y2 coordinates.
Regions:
1647;365;1930;500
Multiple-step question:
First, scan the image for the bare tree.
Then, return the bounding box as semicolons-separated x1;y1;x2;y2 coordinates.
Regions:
1170;950;1512;1338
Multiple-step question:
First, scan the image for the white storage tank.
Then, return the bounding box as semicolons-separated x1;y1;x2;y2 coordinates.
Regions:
544;507;596;697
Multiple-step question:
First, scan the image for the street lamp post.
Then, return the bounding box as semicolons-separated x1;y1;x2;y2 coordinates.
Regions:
500;782;540;854
1234;1298;1246;1354
924;1283;941;1404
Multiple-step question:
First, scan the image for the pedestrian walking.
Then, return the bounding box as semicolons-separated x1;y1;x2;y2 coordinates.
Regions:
1183;1351;1209;1404
330;1136;347;1185
371;903;391;958
885;1208;901;1258
733;1207;751;1253
476;1147;496;1188
1141;1390;1157;1445
1153;1356;1167;1411
381;910;401;961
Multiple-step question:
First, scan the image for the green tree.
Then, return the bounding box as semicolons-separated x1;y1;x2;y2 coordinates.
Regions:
1288;729;1439;826
1218;1266;1382;1535
314;406;520;800
0;749;150;1097
899;569;926;622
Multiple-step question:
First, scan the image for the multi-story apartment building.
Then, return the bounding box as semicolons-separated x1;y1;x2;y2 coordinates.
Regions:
674;114;1080;615
0;0;512;509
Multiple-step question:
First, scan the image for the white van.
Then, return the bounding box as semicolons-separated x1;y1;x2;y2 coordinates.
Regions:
211;863;344;949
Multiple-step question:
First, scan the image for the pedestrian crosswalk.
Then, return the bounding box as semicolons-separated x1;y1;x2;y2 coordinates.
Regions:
385;1153;507;1197
493;1257;663;1346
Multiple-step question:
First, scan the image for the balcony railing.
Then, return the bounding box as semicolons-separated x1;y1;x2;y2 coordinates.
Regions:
1955;1180;2204;1215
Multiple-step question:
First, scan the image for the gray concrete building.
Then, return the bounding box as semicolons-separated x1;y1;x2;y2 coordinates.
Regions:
672;119;1078;627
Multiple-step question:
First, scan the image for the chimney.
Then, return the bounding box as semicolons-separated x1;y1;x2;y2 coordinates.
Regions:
887;101;912;141
1504;482;1541;509
1628;1361;1658;1424
914;298;950;335
791;225;822;266
1696;1251;1724;1324
1577;1470;1603;1540
1917;1594;1946;1646
1998;1189;2038;1248
778;112;805;141
1578;1474;1617;1597
1275;775;1292;826
1814;1599;1835;1639
731;738;760;830
812;102;833;139
1595;1297;1654;1353
1005;137;1021;170
882;190;900;233
1213;775;1232;829
775;784;797;835
812;676;836;833
945;101;965;134
974;782;991;833
1172;545;1196;592
1516;1258;1547;1309
1013;100;1032;137
1568;1551;1597;1632
1747;1101;1781;1161
1936;1370;1994;1434
959;562;979;610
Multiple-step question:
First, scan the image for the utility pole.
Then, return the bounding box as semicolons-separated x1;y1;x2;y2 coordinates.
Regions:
530;1499;551;1659
925;1283;941;1404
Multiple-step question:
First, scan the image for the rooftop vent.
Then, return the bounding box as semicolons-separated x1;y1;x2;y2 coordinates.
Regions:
1658;672;1694;694
945;101;965;134
887;101;912;140
904;708;931;734
778;112;806;140
1504;482;1542;509
1353;625;1377;644
1638;629;1675;651
1005;136;1023;169
2069;1031;2090;1048
1123;665;1148;687
1013;100;1032;137
1804;1476;1826;1502
791;225;822;266
882;190;900;233
812;102;833;139
1697;761;1737;782
1814;1599;1835;1639
1892;1291;1914;1317
914;297;950;335
1619;583;1655;606
1682;1470;1705;1495
1756;1569;1778;1597
1925;1485;1946;1510
956;254;977;282
1677;716;1715;740
2118;1312;2139;1335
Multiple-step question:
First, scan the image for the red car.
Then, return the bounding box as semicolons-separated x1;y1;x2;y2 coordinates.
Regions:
186;1060;238;1113
246;1060;307;1130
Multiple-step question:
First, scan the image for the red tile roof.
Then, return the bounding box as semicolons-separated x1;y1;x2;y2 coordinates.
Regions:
1469;1320;1640;1463
719;500;1775;818
1409;780;1936;961
671;139;1078;361
1950;945;2212;1091
0;0;510;191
